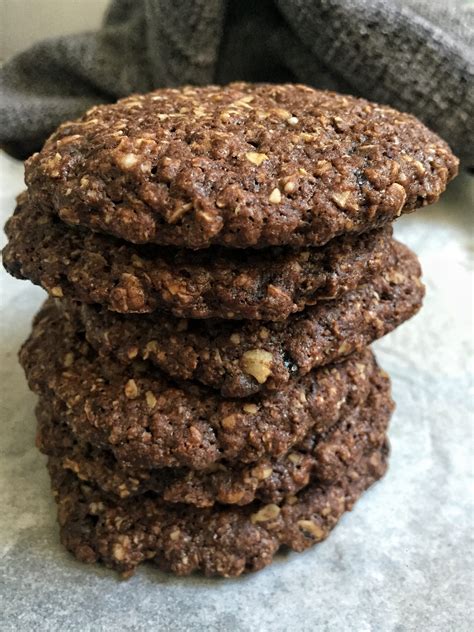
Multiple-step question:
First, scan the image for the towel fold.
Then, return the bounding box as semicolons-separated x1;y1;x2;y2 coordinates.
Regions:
1;0;472;162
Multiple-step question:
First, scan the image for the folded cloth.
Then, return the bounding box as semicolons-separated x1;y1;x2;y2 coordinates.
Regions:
0;0;472;162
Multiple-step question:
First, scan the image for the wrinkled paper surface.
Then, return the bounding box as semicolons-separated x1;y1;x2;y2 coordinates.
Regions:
0;151;472;631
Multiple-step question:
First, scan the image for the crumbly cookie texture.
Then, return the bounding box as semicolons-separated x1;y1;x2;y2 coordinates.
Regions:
48;439;388;577
70;241;423;397
25;82;458;249
36;370;393;507
3;195;393;320
20;301;378;471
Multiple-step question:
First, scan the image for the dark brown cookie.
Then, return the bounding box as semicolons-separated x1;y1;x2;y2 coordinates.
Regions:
71;241;423;397
20;300;378;471
36;370;393;507
25;82;457;249
3;195;393;320
48;440;388;577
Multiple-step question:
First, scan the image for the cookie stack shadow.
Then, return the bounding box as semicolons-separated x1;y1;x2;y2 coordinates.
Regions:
2;83;457;577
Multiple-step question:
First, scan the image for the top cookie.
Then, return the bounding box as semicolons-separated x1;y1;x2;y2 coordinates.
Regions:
25;83;458;249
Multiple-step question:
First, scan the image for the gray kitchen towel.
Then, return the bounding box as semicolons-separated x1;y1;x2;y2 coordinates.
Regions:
1;0;473;162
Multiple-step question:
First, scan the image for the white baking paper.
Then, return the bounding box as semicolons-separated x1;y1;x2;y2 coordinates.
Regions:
0;151;472;631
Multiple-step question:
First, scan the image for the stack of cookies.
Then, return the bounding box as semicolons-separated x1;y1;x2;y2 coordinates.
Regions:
2;83;457;577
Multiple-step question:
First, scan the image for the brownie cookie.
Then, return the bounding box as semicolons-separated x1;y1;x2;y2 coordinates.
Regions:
25;83;458;249
4;195;393;320
36;371;393;507
48;440;388;577
72;241;423;397
20;301;378;470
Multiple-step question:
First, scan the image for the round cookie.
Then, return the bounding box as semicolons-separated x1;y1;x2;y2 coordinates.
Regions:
71;241;423;397
4;195;393;320
48;442;388;577
25;82;458;249
36;371;393;507
20;300;378;471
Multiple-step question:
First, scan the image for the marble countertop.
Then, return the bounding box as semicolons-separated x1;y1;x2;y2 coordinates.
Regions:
0;150;472;632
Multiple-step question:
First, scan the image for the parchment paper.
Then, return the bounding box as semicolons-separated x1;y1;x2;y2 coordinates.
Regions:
0;150;472;632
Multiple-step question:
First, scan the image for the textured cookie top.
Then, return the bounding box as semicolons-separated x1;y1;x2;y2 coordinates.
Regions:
25;82;458;249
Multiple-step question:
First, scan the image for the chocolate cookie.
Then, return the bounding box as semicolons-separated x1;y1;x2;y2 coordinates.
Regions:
48;441;388;577
36;371;393;507
4;195;393;320
72;241;423;397
20;300;378;470
25;82;457;249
